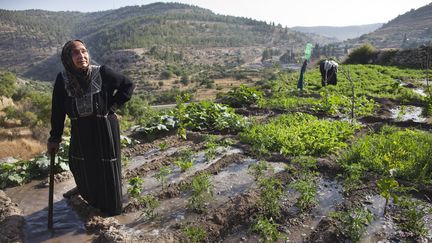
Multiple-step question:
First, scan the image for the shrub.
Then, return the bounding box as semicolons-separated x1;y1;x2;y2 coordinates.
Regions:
159;70;173;80
344;43;377;64
119;96;154;118
0;71;17;97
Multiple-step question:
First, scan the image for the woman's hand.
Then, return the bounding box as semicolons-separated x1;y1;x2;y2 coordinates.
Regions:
108;113;118;120
47;142;60;155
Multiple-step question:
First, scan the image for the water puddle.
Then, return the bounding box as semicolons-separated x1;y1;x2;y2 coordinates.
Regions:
124;146;181;172
413;87;427;97
117;153;255;234
285;178;343;242
399;79;429;98
420;79;431;87
361;194;394;241
390;105;426;122
5;178;95;242
222;177;343;242
123;147;244;195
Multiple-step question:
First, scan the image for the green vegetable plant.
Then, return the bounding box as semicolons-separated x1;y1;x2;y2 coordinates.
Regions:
182;225;207;243
377;176;399;216
395;196;430;237
285;156;318;212
138;195;160;219
158;141;169;151
127;176;144;199
203;135;234;161
154;165;172;189
330;207;374;242
127;176;160;219
0;142;70;189
187;173;214;213
339;126;432;184
248;161;272;181
290;175;318;212
217;84;264;108
341;163;366;192
183;101;246;133
258;177;284;218
240;113;359;157
203;135;219;161
251;217;281;243
175;93;190;139
174;149;194;172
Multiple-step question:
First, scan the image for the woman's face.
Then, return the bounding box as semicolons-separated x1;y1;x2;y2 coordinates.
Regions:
71;41;89;69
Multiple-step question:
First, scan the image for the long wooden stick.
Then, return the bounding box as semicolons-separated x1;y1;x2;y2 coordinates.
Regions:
48;152;55;229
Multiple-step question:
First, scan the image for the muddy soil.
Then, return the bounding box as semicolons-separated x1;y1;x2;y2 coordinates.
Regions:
0;190;24;242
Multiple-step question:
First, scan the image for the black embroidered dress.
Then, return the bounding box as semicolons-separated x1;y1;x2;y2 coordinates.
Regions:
49;65;134;215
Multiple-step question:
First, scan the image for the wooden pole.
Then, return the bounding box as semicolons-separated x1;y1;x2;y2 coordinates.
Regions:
48;152;55;229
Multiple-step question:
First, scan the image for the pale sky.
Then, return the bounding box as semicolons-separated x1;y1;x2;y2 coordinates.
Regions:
1;0;431;27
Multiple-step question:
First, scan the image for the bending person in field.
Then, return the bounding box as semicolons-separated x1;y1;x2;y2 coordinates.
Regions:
47;39;135;216
319;59;339;86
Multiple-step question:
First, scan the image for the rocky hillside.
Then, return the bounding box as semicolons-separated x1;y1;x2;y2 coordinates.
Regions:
345;3;432;49
0;2;333;81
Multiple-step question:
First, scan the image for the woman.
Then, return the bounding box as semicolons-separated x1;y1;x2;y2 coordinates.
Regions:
47;40;134;216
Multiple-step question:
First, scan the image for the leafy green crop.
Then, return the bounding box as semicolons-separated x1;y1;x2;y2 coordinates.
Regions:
330;207;373;242
0;143;69;189
184;101;246;132
260;64;425;113
134;100;246;138
252;217;281;243
217;84;264;107
174;149;194;172
248;160;272;181
290;176;318;212
182;225;207;243
154;165;172;188
187;173;214;213
395;196;430;237
339;125;432;184
127;176;144;199
240;113;359;156
258;177;284;218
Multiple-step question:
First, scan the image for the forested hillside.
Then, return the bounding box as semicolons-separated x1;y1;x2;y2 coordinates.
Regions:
0;2;332;81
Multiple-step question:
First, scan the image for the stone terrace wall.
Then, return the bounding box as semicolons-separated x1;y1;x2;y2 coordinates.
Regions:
375;44;432;69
